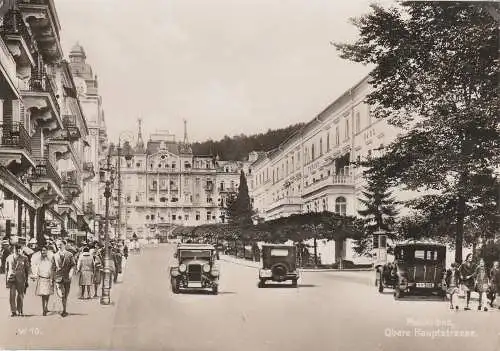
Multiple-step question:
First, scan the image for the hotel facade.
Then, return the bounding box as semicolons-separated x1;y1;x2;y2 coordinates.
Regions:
247;77;401;264
0;1;108;244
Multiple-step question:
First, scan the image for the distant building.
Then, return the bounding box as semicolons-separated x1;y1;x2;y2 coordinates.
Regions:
110;120;249;240
247;76;402;264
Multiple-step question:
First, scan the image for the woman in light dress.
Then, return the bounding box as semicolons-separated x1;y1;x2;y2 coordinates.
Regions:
31;246;55;316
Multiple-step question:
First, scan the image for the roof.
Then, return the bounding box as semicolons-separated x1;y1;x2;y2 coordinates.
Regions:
395;240;447;248
177;244;215;250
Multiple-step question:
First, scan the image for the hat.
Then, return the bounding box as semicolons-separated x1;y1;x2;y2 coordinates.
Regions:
29;238;37;245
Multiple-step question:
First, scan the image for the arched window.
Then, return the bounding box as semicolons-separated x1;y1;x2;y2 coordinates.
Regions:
335;196;347;216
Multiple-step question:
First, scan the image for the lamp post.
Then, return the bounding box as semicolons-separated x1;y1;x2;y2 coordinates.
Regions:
116;132;134;241
100;152;115;305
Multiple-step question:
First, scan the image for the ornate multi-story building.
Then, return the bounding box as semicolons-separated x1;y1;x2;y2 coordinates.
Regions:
110;121;248;240
0;1;106;244
68;43;108;238
247;76;401;264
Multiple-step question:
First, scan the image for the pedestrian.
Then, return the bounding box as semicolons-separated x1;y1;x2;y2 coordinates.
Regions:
92;248;102;298
54;240;75;317
32;245;55;316
5;244;30;317
489;261;500;308
475;258;489;311
77;246;94;299
112;247;122;283
444;263;460;310
458;253;476;310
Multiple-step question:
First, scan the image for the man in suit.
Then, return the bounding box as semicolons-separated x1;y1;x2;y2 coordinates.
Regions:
5;244;30;317
54;240;75;317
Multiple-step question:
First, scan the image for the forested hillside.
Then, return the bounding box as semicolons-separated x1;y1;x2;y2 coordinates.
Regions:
191;123;305;161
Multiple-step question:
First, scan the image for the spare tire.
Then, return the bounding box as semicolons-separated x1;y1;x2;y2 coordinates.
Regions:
271;264;288;281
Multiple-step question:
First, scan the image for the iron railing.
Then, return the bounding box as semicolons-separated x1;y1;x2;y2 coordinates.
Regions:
28;74;60;115
0;122;32;154
34;157;62;188
0;9;35;53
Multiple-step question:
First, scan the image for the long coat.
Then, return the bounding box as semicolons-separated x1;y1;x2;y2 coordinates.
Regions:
459;262;476;292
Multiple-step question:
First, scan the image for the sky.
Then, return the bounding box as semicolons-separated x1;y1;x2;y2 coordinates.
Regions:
56;0;394;144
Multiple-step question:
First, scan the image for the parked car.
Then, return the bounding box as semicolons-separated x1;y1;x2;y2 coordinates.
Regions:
375;241;447;299
170;243;219;295
258;244;299;288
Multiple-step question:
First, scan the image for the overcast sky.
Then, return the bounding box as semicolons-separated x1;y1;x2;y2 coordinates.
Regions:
56;0;393;144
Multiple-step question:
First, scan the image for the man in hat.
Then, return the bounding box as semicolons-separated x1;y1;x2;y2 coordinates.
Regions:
54;240;75;317
5;244;30;316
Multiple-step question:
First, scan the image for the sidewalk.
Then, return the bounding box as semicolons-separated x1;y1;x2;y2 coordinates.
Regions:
0;259;129;350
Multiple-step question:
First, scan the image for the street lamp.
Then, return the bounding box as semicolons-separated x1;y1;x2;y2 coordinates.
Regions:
117;132;134;241
100;152;115;305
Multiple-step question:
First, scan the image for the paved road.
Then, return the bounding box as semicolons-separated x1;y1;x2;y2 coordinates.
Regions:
1;244;499;351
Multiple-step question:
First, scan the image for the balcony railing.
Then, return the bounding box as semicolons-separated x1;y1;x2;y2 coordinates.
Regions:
34;157;61;188
219;186;237;193
61;170;78;184
304;174;355;194
28;74;60;115
205;183;214;192
83;162;94;173
0;9;36;52
0;122;32;154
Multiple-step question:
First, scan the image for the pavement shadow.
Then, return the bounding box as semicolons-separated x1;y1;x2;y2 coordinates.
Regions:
260;283;304;288
396;296;446;302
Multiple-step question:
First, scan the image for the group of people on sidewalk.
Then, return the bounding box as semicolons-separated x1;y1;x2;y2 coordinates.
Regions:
444;253;500;311
2;237;128;317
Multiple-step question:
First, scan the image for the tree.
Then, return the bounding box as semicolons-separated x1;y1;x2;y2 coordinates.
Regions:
355;174;399;256
226;170;253;227
335;2;499;262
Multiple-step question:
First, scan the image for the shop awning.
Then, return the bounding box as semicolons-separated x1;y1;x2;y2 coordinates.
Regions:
0;166;41;209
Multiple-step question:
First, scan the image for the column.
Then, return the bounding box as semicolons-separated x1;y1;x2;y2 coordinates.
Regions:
36;205;46;245
29;207;35;239
17;199;22;236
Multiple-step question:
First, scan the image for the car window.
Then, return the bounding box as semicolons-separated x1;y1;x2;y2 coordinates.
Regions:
270;249;289;257
414;250;425;260
179;250;211;259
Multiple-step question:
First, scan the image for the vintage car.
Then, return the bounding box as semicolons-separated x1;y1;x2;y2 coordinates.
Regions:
258;244;299;288
375;241;447;299
170;243;220;295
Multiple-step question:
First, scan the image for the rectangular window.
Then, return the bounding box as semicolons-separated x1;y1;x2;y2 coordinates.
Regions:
345;119;350;139
336;126;340;145
196;212;200;220
356;112;361;133
207;211;212;221
172;215;176;220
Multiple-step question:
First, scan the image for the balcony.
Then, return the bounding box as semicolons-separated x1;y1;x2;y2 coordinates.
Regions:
218;186;237;193
30;157;63;200
61;170;82;201
302;174;355;197
21;74;61;130
17;0;63;63
0;122;35;173
0;9;36;78
62;115;81;141
0;35;18;97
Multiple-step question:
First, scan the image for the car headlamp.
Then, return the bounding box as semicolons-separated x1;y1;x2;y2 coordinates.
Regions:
202;264;211;273
179;264;187;273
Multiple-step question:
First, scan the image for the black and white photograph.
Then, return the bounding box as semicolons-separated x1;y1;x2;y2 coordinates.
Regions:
0;0;498;350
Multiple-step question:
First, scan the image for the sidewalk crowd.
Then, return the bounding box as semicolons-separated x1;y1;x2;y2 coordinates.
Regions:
0;236;131;318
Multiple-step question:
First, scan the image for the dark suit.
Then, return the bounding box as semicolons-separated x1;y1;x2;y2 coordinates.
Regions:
5;253;30;314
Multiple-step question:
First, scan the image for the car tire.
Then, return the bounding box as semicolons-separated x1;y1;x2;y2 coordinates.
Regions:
378;274;384;293
212;285;218;295
258;280;265;288
291;279;298;288
171;278;179;294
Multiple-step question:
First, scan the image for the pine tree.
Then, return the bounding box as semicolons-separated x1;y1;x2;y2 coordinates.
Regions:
355;176;399;256
227;170;253;227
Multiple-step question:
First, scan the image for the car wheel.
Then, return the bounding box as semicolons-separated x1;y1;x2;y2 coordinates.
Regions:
291;279;298;288
171;278;179;294
212;285;218;295
378;274;384;293
258;280;265;288
394;288;404;300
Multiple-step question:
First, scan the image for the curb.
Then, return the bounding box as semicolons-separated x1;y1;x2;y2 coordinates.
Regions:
220;257;374;273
